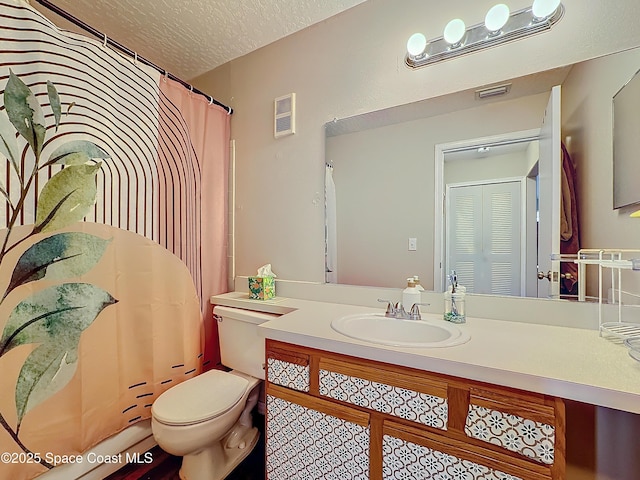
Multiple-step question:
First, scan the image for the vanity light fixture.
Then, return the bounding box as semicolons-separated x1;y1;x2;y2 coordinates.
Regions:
443;18;466;46
532;0;562;20
406;32;428;58
405;2;564;68
485;4;510;34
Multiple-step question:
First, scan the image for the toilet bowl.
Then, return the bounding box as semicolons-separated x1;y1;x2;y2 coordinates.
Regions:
152;370;261;480
151;306;277;480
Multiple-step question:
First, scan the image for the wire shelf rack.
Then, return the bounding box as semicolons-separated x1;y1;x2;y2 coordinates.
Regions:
571;249;640;342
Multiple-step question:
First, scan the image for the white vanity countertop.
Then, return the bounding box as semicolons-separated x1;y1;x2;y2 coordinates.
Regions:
211;292;640;414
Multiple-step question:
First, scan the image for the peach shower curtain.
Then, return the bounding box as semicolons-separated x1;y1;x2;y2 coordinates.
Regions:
0;1;230;478
158;78;230;369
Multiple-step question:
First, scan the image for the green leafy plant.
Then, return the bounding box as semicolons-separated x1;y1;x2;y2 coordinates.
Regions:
0;71;117;469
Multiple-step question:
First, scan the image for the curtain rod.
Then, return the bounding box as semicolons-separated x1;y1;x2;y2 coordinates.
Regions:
31;0;233;114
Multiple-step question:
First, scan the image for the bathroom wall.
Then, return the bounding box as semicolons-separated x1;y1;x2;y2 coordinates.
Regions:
444;147;533;184
192;0;640;284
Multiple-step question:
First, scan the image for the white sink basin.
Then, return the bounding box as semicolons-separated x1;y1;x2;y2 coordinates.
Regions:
331;313;470;348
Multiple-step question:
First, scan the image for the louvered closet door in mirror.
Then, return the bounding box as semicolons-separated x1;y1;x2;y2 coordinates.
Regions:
446;180;522;296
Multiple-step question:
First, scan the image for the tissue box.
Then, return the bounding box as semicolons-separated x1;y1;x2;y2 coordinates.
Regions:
248;276;276;300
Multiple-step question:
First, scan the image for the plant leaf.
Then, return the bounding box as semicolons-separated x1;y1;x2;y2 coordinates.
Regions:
0;283;117;357
0;110;20;177
15;343;77;430
33;163;101;234
49;151;90;166
47;81;61;132
10;282;117;428
3;70;46;158
43;140;110;168
3;232;112;300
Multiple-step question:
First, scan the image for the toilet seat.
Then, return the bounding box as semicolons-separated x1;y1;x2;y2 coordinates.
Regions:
152;370;249;426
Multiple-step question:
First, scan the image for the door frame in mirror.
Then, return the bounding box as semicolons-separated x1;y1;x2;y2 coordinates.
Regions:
433;128;541;292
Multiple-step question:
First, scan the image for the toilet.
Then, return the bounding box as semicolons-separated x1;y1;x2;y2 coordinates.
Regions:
151;306;276;480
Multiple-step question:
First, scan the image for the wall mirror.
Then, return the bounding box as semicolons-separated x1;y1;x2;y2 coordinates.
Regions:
324;64;572;297
613;67;640;209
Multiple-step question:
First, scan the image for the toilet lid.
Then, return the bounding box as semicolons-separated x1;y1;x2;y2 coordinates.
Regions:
152;370;249;425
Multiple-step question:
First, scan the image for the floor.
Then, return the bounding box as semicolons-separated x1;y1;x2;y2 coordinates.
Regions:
105;414;265;480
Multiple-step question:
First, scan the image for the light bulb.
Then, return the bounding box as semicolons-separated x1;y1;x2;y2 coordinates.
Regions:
485;4;510;33
406;33;427;57
532;0;561;19
443;19;466;45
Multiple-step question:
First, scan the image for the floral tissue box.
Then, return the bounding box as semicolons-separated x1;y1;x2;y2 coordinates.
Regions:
248;276;275;300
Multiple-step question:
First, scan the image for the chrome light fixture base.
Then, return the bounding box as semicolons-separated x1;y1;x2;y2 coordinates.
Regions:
405;3;564;69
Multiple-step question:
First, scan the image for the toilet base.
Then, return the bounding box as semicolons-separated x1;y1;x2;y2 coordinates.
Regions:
179;425;260;480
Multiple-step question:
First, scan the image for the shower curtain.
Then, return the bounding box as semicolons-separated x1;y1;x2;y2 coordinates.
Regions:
0;1;230;478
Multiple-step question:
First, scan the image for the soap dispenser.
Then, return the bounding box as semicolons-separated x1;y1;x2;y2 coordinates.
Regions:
413;275;425;291
402;278;421;312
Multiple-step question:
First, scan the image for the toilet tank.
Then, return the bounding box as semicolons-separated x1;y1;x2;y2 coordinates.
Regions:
213;306;278;380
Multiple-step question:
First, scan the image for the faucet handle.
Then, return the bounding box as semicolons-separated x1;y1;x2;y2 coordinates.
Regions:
377;298;397;317
409;303;431;320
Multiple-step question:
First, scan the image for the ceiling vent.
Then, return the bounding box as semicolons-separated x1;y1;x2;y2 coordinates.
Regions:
475;83;512;100
274;93;296;138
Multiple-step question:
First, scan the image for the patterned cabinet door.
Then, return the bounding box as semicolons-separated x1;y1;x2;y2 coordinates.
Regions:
266;346;310;392
319;357;449;431
383;434;523;480
266;385;370;480
382;421;550;480
464;388;562;467
382;435;523;480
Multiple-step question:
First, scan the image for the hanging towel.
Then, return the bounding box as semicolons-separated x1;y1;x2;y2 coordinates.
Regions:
560;142;580;295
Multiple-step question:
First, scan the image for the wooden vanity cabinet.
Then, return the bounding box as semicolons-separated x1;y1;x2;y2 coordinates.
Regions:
265;340;565;480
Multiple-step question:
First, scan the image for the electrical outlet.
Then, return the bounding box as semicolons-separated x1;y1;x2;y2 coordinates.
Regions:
408;237;417;251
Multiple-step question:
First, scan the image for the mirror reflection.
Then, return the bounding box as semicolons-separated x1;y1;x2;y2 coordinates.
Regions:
324;66;574;296
441;135;540;297
613;67;640;209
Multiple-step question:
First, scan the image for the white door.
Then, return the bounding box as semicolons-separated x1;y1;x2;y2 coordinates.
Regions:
537;85;562;298
447;181;522;295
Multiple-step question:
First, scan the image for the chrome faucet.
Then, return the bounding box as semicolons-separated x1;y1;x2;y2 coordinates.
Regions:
378;299;430;320
378;298;398;317
408;303;431;320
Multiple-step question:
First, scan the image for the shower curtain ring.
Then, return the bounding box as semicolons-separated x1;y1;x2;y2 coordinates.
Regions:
163;70;168;82
208;96;213;105
189;85;193;95
133;52;138;65
103;34;108;48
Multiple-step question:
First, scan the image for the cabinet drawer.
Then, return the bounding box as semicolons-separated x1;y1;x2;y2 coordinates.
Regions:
266;348;310;392
266;385;370;480
464;388;559;466
319;357;449;430
383;420;550;480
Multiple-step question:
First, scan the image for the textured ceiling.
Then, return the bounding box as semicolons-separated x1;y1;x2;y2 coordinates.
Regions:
30;0;366;80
